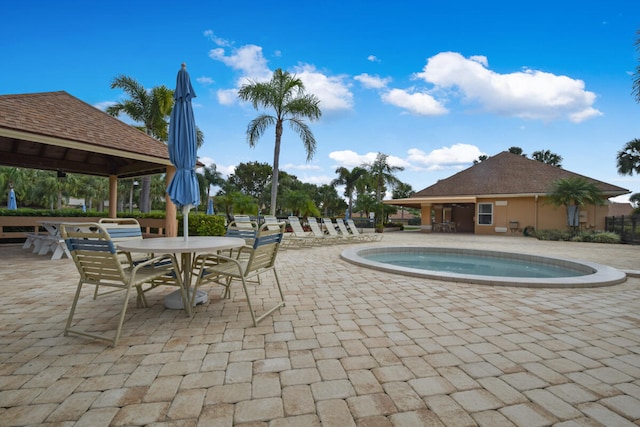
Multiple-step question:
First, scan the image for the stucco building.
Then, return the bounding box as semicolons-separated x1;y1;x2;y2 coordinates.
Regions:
386;151;630;234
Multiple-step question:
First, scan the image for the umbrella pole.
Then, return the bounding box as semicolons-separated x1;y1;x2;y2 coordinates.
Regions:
182;205;191;241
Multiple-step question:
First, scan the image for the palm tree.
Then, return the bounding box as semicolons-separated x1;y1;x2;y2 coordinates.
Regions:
366;153;404;227
547;177;605;232
633;29;640;104
331;166;366;219
532;149;563;167
107;75;174;212
616;138;640;176
237;68;322;215
392;182;414;221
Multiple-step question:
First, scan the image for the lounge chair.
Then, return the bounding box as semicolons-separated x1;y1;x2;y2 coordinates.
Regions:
321;217;351;242
287;216;320;246
191;222;286;326
61;222;187;346
347;219;382;241
335;219;368;242
307;217;341;244
264;215;300;248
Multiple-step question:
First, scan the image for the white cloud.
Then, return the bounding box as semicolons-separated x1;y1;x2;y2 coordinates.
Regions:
329;150;409;169
406;144;485;170
208;39;353;113
203;30;231;47
282;163;322;171
196;76;214;85
329;150;378;167
381;88;448;116
217;88;238;105
293;64;353;111
208;44;272;82
354;73;391;89
367;55;380;62
298;174;333;185
94;101;115;111
414;51;601;123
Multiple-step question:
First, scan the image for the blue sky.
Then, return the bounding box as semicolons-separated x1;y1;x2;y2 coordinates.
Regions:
3;1;640;202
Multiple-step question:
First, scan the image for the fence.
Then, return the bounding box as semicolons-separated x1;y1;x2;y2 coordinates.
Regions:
0;216;173;241
605;215;640;245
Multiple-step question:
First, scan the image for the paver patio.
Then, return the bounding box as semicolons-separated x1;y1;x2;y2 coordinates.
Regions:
1;231;639;426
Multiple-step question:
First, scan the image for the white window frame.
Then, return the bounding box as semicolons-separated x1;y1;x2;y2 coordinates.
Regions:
477;203;493;225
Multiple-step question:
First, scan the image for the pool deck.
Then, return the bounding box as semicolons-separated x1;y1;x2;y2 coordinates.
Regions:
1;231;640;426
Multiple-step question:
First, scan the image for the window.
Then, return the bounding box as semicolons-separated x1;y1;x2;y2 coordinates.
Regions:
477;203;493;225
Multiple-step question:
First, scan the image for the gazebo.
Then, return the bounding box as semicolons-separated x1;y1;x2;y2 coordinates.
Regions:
0;91;179;236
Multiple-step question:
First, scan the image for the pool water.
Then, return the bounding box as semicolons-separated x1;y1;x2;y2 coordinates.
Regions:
364;252;586;278
340;246;626;288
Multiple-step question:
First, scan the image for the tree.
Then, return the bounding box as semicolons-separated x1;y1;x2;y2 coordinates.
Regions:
508;146;526;156
237;68;322;215
331;166;367;219
392;182;414;221
200;164;225;207
316;184;346;217
547;177;605;232
473;155;489;164
633;29;640;104
616;139;640;176
629;192;640;208
366;153;404;227
532;149;563;167
227;161;272;206
107;76;174;212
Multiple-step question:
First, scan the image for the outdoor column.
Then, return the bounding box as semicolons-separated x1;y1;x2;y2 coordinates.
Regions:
165;166;177;237
108;175;117;218
421;204;433;232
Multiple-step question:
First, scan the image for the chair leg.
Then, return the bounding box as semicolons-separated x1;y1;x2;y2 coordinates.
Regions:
64;279;85;336
111;282;135;346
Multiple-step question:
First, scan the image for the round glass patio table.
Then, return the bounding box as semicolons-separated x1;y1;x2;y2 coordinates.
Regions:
117;236;246;311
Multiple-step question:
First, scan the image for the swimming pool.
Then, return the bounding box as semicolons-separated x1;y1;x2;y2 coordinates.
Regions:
340;246;627;288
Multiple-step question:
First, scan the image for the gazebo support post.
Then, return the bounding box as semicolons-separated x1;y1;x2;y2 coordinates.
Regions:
165;166;177;237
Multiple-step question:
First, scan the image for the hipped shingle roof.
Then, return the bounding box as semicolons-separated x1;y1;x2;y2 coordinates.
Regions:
412;151;629;198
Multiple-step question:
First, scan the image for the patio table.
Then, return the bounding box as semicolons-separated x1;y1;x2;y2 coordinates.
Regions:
117;236;245;310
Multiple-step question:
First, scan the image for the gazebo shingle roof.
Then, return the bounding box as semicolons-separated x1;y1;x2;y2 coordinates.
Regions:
412;151;629;198
0;91;172;177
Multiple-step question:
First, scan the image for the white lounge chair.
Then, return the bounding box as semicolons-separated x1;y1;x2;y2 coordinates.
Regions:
322;217;351;242
347;219;382;241
307;217;341;244
335;219;367;242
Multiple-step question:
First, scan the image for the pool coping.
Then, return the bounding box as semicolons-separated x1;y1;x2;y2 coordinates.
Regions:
340;245;628;288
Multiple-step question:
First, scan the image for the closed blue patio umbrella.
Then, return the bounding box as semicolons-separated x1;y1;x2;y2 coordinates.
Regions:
207;198;214;215
166;63;200;240
8;188;17;210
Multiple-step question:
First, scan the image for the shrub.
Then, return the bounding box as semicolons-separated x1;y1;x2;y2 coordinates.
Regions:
532;228;621;244
179;213;226;237
530;229;571;241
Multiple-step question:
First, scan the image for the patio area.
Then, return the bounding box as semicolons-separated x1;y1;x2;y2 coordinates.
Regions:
1;231;640;426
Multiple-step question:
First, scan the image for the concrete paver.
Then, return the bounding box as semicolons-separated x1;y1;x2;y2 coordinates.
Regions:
1;232;640;425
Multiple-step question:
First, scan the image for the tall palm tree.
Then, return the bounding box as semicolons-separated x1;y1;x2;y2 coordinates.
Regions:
633;29;640;104
237;68;322;215
616;138;640;176
331;166;367;218
532;149;563;167
547;177;605;232
107;75;174;212
366;153;404;227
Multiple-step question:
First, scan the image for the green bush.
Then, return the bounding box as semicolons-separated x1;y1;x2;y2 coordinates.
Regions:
587;231;621;244
179;213;226;237
532;228;621;244
530;229;572;241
